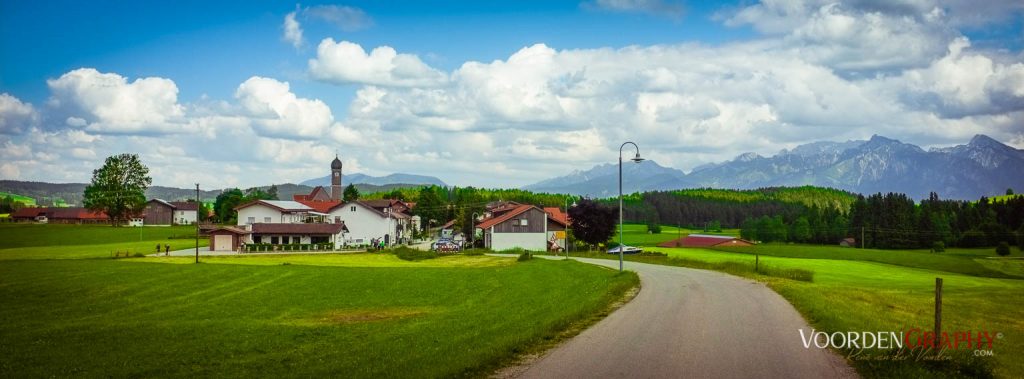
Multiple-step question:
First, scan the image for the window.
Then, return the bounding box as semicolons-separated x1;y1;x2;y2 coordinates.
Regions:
247;217;255;224
271;236;279;244
520;219;528;226
334;216;341;223
253;236;262;243
264;217;271;223
512;219;519;226
282;236;291;244
351;206;356;212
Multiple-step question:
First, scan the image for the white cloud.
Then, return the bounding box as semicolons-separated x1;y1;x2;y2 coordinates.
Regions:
282;10;304;48
234;76;338;139
0;162;19;179
0;93;39;134
309;39;448;87
584;0;685;20
46;68;186;134
305;5;373;31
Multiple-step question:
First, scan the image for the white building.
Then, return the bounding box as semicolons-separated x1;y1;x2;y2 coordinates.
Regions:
232;200;348;249
328;199;413;247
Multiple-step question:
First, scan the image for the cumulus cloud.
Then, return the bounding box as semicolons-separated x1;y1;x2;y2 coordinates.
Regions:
583;0;685;20
46;68;186;134
0;93;38;134
282;10;303;48
309;39;448;87
234;76;337;139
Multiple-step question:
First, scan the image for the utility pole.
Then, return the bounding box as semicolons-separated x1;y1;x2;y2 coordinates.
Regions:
861;226;865;249
195;183;200;264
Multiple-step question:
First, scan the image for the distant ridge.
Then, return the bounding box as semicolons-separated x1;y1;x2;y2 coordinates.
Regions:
300;172;447;188
524;135;1024;200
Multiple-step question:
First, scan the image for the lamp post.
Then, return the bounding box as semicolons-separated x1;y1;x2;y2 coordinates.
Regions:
195;183;199;264
471;212;479;249
618;142;644;272
564;197;576;260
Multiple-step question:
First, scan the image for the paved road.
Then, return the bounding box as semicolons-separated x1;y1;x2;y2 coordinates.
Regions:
516;257;857;379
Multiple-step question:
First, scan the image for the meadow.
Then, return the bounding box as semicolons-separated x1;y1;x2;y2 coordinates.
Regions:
574;228;1024;378
0;224;637;378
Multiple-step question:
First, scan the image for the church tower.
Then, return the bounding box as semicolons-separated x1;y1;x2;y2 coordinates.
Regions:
331;155;343;201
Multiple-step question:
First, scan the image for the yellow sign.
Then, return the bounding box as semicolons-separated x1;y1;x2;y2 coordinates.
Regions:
554;231;566;239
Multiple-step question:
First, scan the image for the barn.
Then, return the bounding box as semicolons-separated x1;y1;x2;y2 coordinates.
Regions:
657;234;755;248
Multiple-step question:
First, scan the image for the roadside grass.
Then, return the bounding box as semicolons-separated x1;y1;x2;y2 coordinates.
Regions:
0;240;209;260
712;244;1023;279
0;257;637;378
628;246;1024;378
0;223;201;249
129;253;512;268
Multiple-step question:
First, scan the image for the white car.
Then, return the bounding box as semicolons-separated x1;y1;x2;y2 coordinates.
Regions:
607;245;643;254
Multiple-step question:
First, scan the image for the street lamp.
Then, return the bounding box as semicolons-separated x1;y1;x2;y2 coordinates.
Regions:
618;142;644;272
471;212;480;249
564;197;576;260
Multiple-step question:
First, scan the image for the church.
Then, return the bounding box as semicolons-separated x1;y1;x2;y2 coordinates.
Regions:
209;156;418;252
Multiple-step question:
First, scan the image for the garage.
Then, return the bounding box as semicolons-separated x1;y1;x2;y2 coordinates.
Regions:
206;227;250;252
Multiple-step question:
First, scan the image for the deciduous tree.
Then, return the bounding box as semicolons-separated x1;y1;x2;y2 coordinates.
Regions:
83;154;151;226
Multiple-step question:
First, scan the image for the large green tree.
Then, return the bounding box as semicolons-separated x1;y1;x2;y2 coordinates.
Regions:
343;184;360;202
83;154;152;226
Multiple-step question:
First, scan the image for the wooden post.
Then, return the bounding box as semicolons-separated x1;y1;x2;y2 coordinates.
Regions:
934;277;943;347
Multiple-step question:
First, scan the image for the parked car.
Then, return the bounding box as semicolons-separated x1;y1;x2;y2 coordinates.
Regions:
432;239;461;253
607;245;643;254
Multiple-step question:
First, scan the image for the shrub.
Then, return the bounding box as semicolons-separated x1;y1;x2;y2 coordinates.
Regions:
132;252;145;257
996;242;1010;257
931;241;945;253
517;252;532;261
647;222;661;234
394;246;437;261
959;229;987;248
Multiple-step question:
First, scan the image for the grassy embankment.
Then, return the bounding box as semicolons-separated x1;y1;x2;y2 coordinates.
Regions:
0;223;208;259
0;224;637;377
581;223;1024;378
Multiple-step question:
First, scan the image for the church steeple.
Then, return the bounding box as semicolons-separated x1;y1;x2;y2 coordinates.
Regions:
331;155;343;201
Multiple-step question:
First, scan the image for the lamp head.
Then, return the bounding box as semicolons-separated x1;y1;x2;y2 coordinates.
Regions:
631;152;645;163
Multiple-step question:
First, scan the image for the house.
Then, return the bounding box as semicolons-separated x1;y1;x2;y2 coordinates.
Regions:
207;226;251;252
657;234;755;248
327;199;414;246
476;204;550;251
143;199;199;225
233;199;349;249
12;207;109;224
839;237;857;247
543;207;569;251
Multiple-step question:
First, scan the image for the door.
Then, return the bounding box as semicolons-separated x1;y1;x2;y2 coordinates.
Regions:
213;235;233;251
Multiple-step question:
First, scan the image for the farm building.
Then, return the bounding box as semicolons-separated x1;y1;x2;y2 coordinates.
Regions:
207;226;251;252
143;199;199;225
11;207;109;224
476;204;552;252
657;234;755;248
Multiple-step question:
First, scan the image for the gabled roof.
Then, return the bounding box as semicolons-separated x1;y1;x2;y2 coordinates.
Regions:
295;199;343;213
234;200;313;212
169;201;199;211
207;226;252;235
148;199;175;209
250;222;348;235
476;204;541;229
12;207;48;218
49;207;108;220
293;186;332;202
543;207;569;227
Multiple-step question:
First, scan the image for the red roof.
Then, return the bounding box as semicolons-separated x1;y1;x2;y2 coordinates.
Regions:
169;201;199;211
543;207;569;227
657;234;753;248
293;186;332;202
50;208;109;220
250;222;348;235
476;204;539;229
295;199;343;213
12;207;48;218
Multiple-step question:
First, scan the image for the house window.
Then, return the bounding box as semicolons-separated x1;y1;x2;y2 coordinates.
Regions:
520;219;528;226
271;236;279;244
247;217;255;224
351;206;356;212
334;216;341;223
254;236;262;243
264;217;271;223
512;219;520;226
282;236;290;244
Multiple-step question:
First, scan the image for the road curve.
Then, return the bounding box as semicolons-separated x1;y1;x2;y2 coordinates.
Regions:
516;256;857;379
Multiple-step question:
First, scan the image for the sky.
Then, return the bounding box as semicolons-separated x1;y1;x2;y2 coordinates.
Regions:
1;0;1023;189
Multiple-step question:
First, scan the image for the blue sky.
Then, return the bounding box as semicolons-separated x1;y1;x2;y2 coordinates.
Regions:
1;0;1023;188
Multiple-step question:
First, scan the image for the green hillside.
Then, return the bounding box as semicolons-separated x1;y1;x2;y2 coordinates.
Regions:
0;191;37;206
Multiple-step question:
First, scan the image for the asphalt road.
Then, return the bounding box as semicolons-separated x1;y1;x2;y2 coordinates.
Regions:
515;256;858;379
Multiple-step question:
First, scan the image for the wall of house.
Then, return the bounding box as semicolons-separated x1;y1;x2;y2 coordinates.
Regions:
237;205;287;226
329;203;392;246
144;203;173;225
491;232;547;251
175;210;197;225
491;208;547;233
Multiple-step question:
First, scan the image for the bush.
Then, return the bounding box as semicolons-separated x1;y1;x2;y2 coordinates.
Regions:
647;222;661;234
517;251;532;261
931;241;945;253
394;246;437;261
959;229;987;248
996;242;1011;256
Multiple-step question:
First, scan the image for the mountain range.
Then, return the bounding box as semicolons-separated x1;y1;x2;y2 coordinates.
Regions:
524;134;1024;200
300;172;447;188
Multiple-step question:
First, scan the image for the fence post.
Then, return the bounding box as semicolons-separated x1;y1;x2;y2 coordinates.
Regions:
755;254;759;273
934;277;943;347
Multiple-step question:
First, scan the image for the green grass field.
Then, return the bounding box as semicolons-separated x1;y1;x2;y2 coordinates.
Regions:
0;191;37;206
0;224;207;260
604;223;739;247
0;224;637;377
617;244;1024;378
